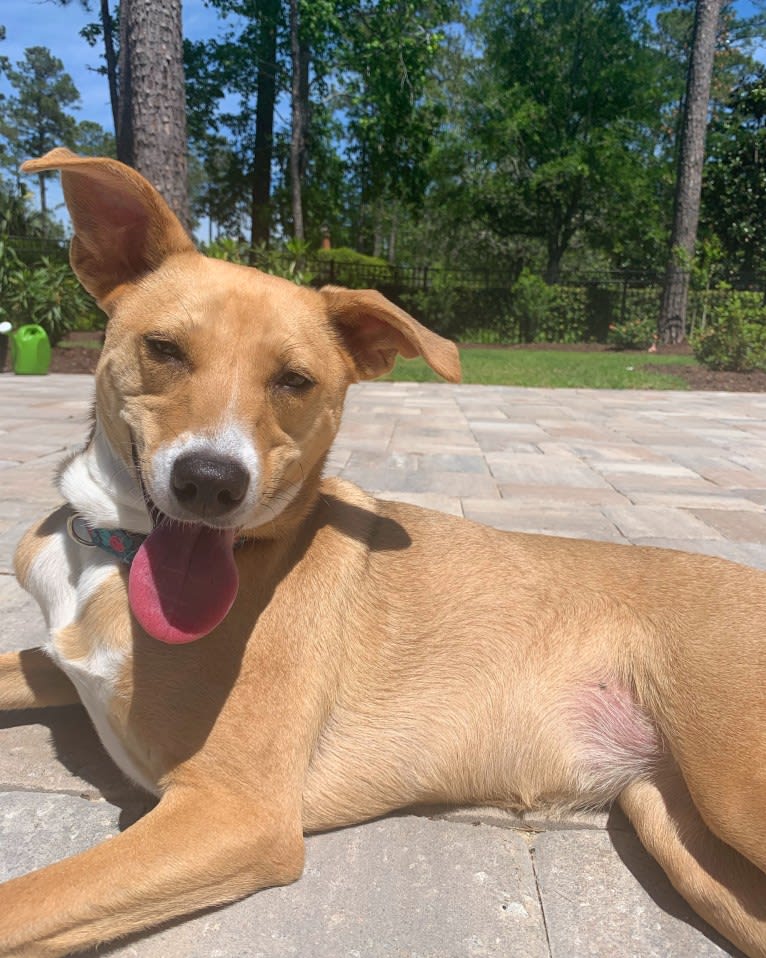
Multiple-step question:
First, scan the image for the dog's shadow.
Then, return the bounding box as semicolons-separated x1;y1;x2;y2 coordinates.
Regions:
606;806;746;957
0;705;155;828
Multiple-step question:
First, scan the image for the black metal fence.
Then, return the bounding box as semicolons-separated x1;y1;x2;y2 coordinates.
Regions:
4;234;69;264
317;263;766;344
5;235;765;344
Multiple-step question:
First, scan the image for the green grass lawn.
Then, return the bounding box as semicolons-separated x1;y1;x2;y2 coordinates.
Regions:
53;339;698;389
57;339;103;349
385;348;698;389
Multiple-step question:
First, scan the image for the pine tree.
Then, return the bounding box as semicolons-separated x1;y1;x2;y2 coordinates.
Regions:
3;46;80;217
118;0;190;229
659;0;724;343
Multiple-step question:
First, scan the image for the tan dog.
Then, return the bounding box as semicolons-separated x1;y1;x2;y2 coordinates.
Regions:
1;149;765;958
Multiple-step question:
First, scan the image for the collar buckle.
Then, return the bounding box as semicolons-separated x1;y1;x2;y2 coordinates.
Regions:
66;512;146;565
66;513;97;548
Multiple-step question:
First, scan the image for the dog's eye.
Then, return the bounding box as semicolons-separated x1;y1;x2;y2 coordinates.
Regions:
145;337;184;363
276;370;314;391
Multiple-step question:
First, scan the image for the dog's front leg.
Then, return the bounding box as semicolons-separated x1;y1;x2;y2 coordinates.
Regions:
0;649;79;710
0;785;304;957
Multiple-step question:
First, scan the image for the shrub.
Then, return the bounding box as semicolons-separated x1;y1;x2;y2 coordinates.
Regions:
508;269;554;342
203;236;250;263
315;247;393;287
401;270;590;344
400;278;473;340
504;271;589;343
256;240;316;286
202;237;316;286
315;246;389;267
693;293;766;371
607;305;658;350
0;237;96;345
537;285;588;343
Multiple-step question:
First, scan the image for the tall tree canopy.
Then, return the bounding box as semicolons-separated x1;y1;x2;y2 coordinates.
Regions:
338;0;453;254
457;0;672;282
704;67;766;285
185;0;453;249
185;0;281;246
2;46;80;215
4;0;766;293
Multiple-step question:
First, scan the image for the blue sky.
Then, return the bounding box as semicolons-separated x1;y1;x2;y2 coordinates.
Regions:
2;0;763;122
3;0;764;137
1;0;221;133
0;0;236;227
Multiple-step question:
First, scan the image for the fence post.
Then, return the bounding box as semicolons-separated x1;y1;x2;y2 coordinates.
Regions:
621;277;628;324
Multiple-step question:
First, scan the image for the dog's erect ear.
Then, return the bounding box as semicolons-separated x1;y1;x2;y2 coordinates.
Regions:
321;286;461;383
21;148;195;307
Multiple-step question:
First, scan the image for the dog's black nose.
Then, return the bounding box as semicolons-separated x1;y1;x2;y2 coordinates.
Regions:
171;455;250;518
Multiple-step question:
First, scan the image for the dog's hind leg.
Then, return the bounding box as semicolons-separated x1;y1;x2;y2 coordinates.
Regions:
0;649;79;709
619;755;766;958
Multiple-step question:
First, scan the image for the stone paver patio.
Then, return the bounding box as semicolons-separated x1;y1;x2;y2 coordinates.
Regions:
2;372;764;957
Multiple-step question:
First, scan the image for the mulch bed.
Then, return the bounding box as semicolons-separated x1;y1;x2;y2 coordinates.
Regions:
22;338;766;391
641;362;766;392
49;346;101;374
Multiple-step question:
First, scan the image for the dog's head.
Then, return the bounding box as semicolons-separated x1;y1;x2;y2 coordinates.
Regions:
22;149;460;643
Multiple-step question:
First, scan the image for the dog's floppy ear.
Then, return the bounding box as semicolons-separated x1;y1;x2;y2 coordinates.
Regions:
321;286;461;383
21;148;195;308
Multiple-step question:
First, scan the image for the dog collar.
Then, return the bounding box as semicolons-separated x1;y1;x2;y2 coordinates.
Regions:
66;512;248;564
66;513;146;565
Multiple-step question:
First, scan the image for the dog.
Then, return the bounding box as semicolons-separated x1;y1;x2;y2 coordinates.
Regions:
1;148;765;958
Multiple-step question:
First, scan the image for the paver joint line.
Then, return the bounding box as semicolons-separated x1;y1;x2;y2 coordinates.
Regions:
529;843;554;958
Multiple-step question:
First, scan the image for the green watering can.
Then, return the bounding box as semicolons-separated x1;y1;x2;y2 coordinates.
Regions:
10;324;52;375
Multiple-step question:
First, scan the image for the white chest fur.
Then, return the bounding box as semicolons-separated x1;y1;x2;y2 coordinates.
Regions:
23;518;158;795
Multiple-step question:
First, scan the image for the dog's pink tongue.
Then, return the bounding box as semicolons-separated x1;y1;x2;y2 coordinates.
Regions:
128;523;239;644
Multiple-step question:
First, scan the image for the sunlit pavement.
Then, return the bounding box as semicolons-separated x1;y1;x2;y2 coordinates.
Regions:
2;373;759;956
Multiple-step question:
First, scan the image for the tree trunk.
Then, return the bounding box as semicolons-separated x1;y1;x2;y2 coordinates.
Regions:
100;0;120;153
118;0;190;230
288;0;309;243
117;5;133;166
544;236;563;284
373;220;383;259
38;173;47;217
659;0;723;344
388;209;397;264
251;0;280;249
